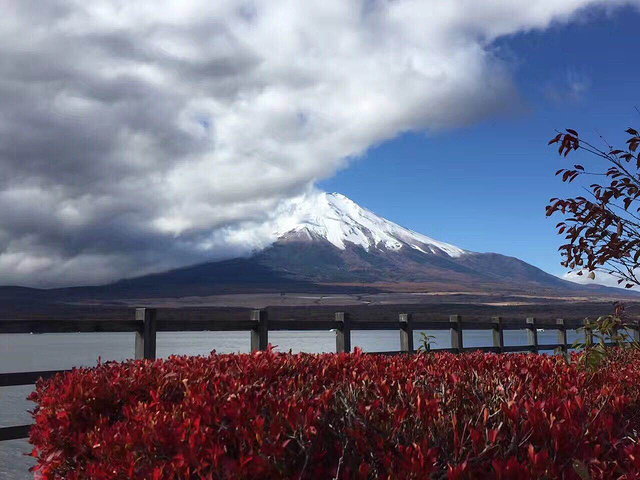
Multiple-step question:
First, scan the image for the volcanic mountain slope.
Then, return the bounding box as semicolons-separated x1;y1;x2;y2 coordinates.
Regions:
1;192;631;300
76;192;630;298
252;193;587;293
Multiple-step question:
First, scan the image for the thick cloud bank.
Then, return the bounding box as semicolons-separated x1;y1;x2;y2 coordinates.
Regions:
1;0;637;287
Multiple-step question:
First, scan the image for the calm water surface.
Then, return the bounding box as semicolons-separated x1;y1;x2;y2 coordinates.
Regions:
0;329;583;479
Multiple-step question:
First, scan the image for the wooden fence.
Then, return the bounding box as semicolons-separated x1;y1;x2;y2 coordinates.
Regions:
1;308;639;442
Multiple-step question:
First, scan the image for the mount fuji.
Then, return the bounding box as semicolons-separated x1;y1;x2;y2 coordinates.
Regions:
2;192;628;301
45;191;626;300
249;192;577;293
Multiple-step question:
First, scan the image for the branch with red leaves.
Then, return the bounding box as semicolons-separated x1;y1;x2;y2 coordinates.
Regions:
547;127;640;288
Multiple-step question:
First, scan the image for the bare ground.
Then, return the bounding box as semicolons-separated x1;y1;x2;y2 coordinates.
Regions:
2;291;637;324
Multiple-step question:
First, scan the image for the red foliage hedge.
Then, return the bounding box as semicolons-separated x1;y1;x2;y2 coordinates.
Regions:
29;348;640;479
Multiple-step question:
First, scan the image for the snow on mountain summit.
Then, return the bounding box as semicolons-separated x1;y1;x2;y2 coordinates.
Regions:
273;192;465;258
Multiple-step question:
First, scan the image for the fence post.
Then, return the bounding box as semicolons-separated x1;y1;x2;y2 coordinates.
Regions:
526;317;538;353
634;319;640;343
399;313;414;353
250;309;269;352
583;318;593;346
135;308;157;360
492;316;504;353
556;318;571;363
336;312;351;353
450;315;463;353
557;318;568;353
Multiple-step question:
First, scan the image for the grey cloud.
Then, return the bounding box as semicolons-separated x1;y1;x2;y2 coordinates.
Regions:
0;0;637;287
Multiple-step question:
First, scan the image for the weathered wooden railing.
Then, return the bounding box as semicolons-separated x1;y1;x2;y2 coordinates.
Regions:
2;308;638;442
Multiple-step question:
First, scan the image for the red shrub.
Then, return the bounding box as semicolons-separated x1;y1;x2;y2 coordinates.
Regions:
28;348;640;479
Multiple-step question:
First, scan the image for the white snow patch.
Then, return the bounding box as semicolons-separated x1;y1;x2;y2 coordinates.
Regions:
273;192;465;258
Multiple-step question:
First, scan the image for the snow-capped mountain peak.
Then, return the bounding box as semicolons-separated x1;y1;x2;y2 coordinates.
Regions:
273;192;465;258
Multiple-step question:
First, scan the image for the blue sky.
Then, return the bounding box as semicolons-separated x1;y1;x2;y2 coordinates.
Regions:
320;5;640;278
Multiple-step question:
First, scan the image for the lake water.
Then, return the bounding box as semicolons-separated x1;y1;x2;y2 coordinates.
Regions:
0;328;584;479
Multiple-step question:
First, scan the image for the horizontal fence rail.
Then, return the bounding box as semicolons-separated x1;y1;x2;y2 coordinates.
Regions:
2;308;639;442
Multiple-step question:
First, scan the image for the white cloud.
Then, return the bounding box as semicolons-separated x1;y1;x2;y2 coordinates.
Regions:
544;68;592;103
564;270;640;290
0;0;638;287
